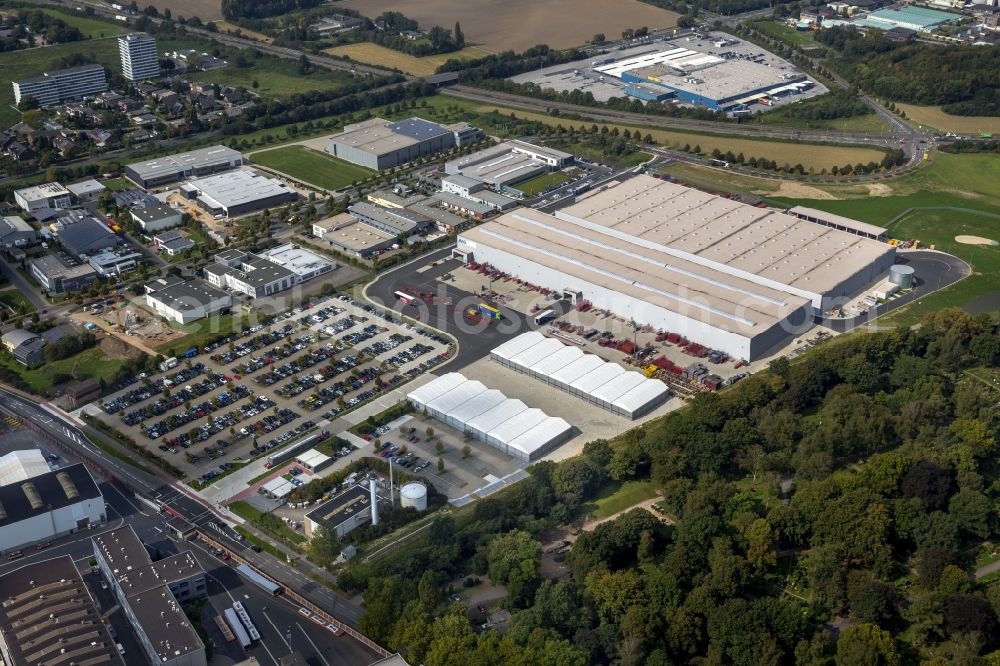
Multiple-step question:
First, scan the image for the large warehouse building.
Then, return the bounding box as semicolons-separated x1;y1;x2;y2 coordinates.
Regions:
407;373;573;461
326;117;483;170
444;140;575;192
125;145;244;189
594;48;811;110
457;175;895;361
491;332;670;419
180;168;298;218
0;450;106;552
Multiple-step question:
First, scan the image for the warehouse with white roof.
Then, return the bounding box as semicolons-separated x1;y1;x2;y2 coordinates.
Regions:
460;176;895;361
408;373;573;461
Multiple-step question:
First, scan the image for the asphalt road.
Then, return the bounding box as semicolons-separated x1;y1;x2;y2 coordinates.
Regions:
0;388;367;630
364;247;554;370
442;85;918;148
820;251;971;331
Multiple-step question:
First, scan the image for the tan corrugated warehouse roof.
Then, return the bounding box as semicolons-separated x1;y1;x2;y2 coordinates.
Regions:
556;175;892;294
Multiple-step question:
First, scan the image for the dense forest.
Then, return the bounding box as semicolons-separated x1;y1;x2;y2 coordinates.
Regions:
816;27;1000;115
340;309;1000;665
221;0;323;21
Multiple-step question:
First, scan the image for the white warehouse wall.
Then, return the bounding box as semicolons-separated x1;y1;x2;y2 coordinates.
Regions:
0;497;105;550
468;243;806;361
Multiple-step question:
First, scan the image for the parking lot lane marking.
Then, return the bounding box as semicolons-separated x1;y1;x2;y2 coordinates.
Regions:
296;622;331;666
262;609;291;651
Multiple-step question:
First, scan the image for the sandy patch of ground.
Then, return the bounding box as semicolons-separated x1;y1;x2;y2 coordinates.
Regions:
769;181;841;200
956;235;999;246
866;183;893;197
100;335;143;360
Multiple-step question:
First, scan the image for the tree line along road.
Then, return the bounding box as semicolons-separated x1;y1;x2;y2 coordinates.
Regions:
442;85;923;148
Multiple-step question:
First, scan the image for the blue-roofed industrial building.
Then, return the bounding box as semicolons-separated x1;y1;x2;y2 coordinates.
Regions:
327;117;484;170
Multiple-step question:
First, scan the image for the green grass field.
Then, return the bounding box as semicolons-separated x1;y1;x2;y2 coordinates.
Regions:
187;63;352;96
39;8;125;39
514;171;569;196
588;480;658;519
0;37;120;127
754;20;819;48
0;289;37;314
0;347;126;393
250;145;373;190
754;109;890;133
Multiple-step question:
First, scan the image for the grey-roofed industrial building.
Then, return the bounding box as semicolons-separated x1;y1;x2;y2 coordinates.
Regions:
445;140;574;191
145;275;232;324
349;201;431;236
93;526;207;666
0;556;125;666
0;462;105;550
154;229;196;256
29;254;99;294
88;248;143;276
56;216;120;257
457;175;895;361
13;182;71;213
67;178;107;202
131;203;183;232
313;214;398;257
182;168;297;218
326;117;484;170
431;192;498;219
257;243;336;281
203;248;298;298
124;145;243;188
304;482;389;539
0;216;36;248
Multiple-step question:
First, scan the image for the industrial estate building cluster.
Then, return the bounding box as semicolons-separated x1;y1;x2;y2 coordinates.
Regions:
0;445;213;666
511;33;825;112
457;174;895;361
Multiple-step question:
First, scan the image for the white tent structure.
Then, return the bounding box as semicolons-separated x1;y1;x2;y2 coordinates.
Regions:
407;374;573;461
489;332;670;419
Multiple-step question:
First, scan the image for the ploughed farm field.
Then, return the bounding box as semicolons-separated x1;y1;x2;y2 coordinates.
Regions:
338;0;680;51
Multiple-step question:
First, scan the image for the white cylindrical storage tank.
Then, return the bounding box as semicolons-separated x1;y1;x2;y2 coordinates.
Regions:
399;482;428;511
889;264;914;288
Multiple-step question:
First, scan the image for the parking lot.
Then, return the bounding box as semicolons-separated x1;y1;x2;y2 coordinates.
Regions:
362;414;527;500
91;295;451;481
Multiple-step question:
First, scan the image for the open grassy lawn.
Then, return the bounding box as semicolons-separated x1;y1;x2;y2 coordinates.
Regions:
325;42;489;77
186;53;353;96
0;347;125;393
39;8;125;39
251;145;373;190
0;37;120;127
467;103;888;171
514;171;569;196
753;20;819;48
588;480;658;519
0;289;36;314
896;103;1000;135
157;312;253;352
754;108;891;133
